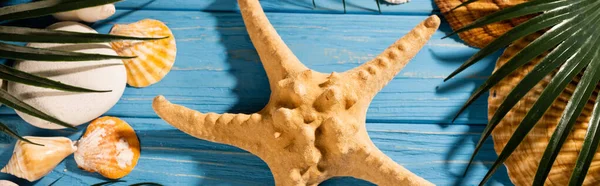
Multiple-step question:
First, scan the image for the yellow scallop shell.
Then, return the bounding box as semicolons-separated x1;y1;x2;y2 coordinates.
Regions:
110;19;176;87
74;116;141;179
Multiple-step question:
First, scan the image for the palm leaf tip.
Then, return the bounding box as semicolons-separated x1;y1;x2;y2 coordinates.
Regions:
0;26;169;43
0;123;43;146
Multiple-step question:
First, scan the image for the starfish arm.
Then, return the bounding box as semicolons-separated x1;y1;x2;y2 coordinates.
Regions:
345;15;440;100
343;146;435;186
152;96;263;151
238;0;308;85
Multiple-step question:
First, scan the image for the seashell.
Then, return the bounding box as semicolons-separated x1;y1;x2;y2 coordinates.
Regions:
488;35;600;185
435;0;600;184
1;137;76;182
0;180;18;186
110;19;177;88
74;116;140;179
434;0;530;48
383;0;410;4
53;4;116;22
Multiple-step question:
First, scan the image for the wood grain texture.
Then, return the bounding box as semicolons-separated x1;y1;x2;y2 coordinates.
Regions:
0;0;512;185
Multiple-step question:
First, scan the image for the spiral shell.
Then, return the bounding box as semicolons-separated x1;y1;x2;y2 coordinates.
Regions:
1;137;76;182
110;19;177;88
74;116;140;179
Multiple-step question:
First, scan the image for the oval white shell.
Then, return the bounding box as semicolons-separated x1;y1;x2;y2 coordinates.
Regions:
8;22;127;129
0;137;76;182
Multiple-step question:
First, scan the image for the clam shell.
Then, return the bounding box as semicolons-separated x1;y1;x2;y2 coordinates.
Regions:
488;34;600;185
74;116;140;179
434;0;530;48
1;137;76;182
110;19;176;88
435;0;600;184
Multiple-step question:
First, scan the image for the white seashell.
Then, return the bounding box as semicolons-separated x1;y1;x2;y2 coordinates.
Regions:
53;4;116;22
384;0;410;4
0;180;18;186
8;22;127;129
1;137;76;182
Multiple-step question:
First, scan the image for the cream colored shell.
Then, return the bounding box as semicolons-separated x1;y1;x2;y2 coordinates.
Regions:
0;137;76;182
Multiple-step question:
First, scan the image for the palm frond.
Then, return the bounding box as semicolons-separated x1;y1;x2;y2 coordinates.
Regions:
0;26;167;43
0;0;124;21
0;42;135;61
446;0;600;185
0;0;165;143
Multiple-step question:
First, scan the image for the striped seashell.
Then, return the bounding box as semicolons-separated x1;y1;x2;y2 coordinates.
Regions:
434;0;530;48
1;137;76;182
74;116;140;179
435;0;600;185
110;19;176;87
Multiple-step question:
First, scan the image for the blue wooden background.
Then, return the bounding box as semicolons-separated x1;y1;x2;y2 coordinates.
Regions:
0;0;513;185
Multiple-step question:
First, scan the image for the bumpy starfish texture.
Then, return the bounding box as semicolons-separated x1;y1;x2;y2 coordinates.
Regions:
153;0;440;185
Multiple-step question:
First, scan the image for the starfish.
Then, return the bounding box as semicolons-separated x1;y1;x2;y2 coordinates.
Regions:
152;0;440;185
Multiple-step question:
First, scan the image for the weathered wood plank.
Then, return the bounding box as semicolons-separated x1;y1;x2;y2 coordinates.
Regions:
0;116;510;185
0;10;497;125
116;0;437;15
0;0;437;15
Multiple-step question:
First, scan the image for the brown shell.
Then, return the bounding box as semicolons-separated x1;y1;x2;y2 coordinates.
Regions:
434;0;530;48
435;0;600;185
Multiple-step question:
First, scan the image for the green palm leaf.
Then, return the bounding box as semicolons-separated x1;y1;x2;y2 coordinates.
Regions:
0;0;165;143
0;122;42;146
0;42;135;61
461;3;600;173
0;88;74;129
445;0;600;185
0;0;123;21
0;64;111;92
0;26;167;43
533;28;600;185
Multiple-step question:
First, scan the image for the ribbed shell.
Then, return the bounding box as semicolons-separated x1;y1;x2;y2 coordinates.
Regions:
434;0;600;185
434;0;530;48
110;19;176;87
74;116;140;179
0;137;75;182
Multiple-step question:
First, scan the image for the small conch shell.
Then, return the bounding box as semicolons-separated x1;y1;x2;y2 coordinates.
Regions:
53;4;116;22
74;116;140;179
0;180;18;186
1;137;76;182
110;19;177;88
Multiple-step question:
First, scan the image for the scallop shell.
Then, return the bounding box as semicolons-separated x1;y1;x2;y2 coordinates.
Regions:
488;35;600;185
74;116;140;179
434;0;600;185
434;0;530;48
1;137;76;182
110;19;176;88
